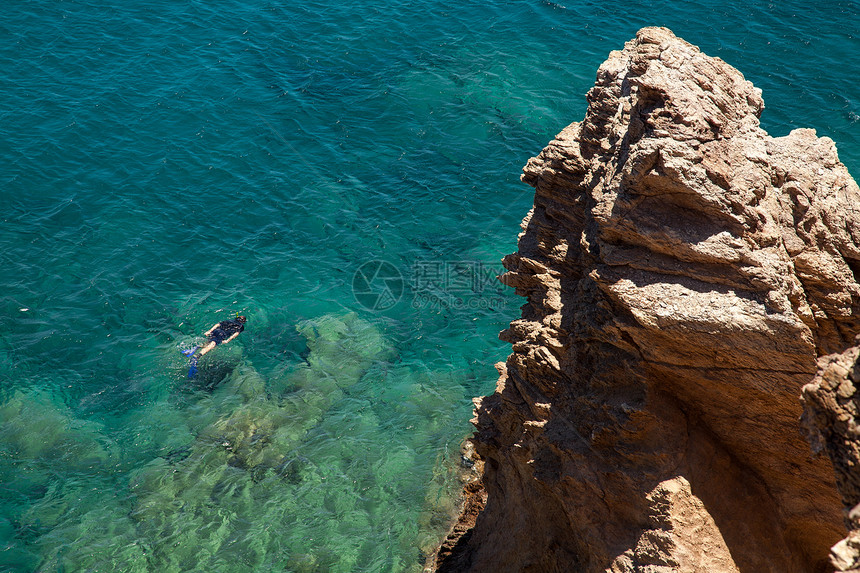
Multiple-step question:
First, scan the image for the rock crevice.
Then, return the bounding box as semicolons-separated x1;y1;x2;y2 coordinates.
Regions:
802;343;860;572
435;27;860;572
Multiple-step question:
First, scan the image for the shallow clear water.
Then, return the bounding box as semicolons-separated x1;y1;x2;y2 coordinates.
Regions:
0;1;857;571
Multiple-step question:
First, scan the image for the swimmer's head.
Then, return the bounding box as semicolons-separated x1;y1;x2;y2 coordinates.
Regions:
237;315;247;323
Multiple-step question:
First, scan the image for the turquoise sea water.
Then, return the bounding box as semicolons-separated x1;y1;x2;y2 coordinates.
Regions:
1;1;857;571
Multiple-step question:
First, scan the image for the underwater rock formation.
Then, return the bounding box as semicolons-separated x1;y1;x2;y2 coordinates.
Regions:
435;27;860;572
127;312;394;570
4;309;474;572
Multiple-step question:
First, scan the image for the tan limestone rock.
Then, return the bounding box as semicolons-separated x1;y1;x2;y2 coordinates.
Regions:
802;343;860;572
609;476;739;573
435;26;860;573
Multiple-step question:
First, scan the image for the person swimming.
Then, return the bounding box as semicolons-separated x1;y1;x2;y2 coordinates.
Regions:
182;315;247;377
197;315;247;357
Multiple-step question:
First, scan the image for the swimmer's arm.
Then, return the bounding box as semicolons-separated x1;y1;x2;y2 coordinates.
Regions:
204;323;220;336
225;332;241;344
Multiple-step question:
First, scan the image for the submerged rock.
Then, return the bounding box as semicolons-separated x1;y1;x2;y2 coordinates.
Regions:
0;391;115;482
127;312;395;570
436;27;860;572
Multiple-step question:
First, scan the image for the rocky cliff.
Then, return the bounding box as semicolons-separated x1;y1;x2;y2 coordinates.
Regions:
434;27;860;572
803;344;860;572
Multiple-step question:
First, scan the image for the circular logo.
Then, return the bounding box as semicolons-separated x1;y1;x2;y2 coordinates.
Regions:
352;260;404;311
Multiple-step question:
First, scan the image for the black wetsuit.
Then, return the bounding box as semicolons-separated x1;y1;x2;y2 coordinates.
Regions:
208;319;245;345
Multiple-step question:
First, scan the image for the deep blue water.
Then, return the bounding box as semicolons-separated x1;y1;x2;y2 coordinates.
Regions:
0;1;857;571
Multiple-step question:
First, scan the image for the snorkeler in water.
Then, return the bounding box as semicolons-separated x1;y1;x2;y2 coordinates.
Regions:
182;315;247;377
197;315;247;357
